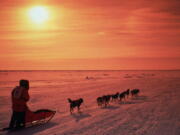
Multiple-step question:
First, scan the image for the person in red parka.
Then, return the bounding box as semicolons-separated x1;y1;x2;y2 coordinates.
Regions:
8;79;30;130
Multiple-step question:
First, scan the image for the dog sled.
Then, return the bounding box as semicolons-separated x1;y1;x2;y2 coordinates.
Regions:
1;108;56;131
25;109;56;126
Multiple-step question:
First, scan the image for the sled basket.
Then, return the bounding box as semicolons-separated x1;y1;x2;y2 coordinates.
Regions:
25;109;56;127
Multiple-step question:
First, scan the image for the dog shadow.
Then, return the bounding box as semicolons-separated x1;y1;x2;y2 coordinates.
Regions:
132;95;148;101
101;105;119;110
6;122;58;135
119;101;137;105
118;95;148;105
71;112;91;122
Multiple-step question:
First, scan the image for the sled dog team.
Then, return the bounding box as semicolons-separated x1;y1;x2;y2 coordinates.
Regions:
68;89;140;113
96;89;139;107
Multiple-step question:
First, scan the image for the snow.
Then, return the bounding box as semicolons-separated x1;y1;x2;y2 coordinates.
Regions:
0;70;180;135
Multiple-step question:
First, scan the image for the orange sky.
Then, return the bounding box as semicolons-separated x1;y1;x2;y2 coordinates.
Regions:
0;0;180;70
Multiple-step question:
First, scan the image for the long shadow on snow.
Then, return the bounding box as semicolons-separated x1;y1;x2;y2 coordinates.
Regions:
5;122;58;135
101;105;119;110
119;95;148;105
119;101;138;104
132;95;148;100
71;112;91;122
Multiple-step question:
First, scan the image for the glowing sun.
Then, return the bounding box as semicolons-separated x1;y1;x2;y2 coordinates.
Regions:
28;6;49;24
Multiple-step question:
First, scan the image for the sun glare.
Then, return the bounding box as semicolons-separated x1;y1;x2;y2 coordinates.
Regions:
28;6;49;24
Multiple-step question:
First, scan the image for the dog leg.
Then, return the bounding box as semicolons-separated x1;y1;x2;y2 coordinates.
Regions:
78;106;82;113
70;107;73;114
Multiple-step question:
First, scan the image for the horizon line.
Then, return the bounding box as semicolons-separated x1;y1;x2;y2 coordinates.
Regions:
0;69;180;72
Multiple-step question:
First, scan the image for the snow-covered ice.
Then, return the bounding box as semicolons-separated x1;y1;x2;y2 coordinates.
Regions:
0;70;180;135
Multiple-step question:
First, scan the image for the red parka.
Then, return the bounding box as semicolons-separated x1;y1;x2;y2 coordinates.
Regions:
11;86;30;112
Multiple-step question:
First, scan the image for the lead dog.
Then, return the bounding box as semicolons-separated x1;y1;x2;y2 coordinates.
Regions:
131;89;140;97
67;98;84;114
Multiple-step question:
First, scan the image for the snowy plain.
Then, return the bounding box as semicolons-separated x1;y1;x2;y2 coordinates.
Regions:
0;70;180;135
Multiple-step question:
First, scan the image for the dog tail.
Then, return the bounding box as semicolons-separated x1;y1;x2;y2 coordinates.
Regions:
68;98;72;103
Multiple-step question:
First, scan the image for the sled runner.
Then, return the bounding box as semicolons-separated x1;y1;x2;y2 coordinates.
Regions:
1;109;56;131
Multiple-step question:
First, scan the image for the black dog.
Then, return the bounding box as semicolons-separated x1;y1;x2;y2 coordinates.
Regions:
125;89;130;98
67;98;84;114
97;95;111;107
131;89;140;97
111;92;119;102
103;95;111;107
97;97;104;107
119;92;126;101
